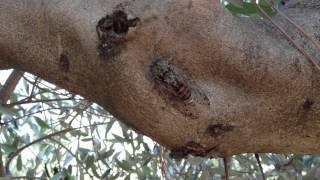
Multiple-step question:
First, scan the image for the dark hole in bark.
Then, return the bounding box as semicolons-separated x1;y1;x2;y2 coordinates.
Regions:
59;53;70;72
170;142;217;159
303;98;314;110
170;147;189;160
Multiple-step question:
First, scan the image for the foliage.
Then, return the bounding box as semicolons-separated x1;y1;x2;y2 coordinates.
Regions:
0;71;320;180
222;0;279;17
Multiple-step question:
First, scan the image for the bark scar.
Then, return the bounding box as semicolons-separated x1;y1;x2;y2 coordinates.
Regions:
206;123;234;137
96;8;140;57
303;98;314;110
170;141;217;160
59;53;70;72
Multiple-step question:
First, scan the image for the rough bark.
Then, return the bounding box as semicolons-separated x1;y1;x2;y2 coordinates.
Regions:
1;0;320;157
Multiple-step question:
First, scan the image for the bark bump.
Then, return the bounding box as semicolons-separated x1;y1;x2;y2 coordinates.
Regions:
96;7;140;57
150;58;210;119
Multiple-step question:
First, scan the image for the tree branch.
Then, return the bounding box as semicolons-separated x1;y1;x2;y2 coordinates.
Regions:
254;153;266;180
256;3;320;72
2;97;75;108
0;70;24;104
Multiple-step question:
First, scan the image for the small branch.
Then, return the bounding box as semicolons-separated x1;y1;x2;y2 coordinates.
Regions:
159;146;168;180
223;157;229;180
0;146;5;177
0;70;24;104
11;176;45;179
254;153;266;180
2;97;75;108
266;0;320;54
0;107;73;126
68;102;92;126
23;76;72;97
28;77;39;101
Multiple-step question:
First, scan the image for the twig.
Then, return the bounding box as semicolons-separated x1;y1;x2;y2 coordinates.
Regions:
0;107;72;126
11;176;45;179
267;0;320;53
88;116;103;178
2;97;75;108
223;157;229;180
159;146;168;180
28;77;39;101
22;76;73;97
49;138;94;179
254;153;266;180
0;146;5;177
0;70;24;104
68;102;92;126
256;4;320;72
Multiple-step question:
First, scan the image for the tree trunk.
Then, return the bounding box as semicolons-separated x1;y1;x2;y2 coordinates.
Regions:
1;0;320;157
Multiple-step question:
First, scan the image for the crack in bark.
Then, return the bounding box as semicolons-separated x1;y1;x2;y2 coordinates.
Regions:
169;141;217;160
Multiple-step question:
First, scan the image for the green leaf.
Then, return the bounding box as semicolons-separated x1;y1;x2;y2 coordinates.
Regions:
124;174;131;180
115;159;132;172
67;165;72;174
226;0;244;7
16;155;22;171
225;2;259;16
101;169;111;179
34;117;50;129
23;78;30;94
105;120;115;137
1;143;17;154
225;1;277;17
99;149;115;160
93;137;101;150
51;170;68;180
78;148;90;161
70;130;88;137
85;155;95;169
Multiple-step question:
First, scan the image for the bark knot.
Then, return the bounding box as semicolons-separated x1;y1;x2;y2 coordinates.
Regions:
96;9;140;57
